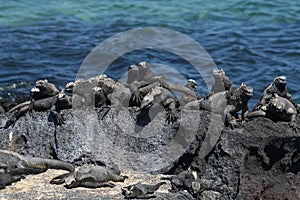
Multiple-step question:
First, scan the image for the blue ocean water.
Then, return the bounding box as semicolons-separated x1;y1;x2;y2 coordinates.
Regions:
0;0;299;108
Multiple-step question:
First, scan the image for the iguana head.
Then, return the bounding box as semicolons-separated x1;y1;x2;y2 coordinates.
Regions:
35;79;48;87
240;83;253;98
186;79;197;91
64;174;77;189
89;74;107;83
269;97;285;112
57;92;72;108
273;76;287;92
121;184;142;198
65;81;75;93
127;64;139;83
212;69;225;80
138;61;150;69
141;87;162;109
35;79;58;92
30;87;40;96
137;61;154;80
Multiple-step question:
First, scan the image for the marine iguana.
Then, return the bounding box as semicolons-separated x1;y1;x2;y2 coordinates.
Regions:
0;149;74;172
65;74;131;108
2;92;72;128
138;86;178;124
129;61;199;106
247;94;298;130
0;149;74;189
211;69;234;93
30;79;60;100
168;170;198;195
50;164;127;189
7;79;60;114
0;167;46;189
184;83;253;126
179;79;201;106
252;76;299;112
122;181;166;199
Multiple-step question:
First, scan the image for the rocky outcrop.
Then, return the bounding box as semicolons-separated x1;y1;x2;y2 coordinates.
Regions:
0;108;299;199
0;108;211;173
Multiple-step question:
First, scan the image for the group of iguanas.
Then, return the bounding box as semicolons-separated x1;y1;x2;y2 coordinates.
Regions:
2;61;299;130
0;149;166;199
0;61;299;198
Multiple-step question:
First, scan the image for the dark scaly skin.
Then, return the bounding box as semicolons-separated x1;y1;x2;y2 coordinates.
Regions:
0;149;74;172
179;79;201;106
139;86;178;124
8;80;60;114
169;170;196;195
2;93;72;128
65;75;131;108
30;79;60;100
130;62;198;106
252;76;299;112
224;83;253;124
247;95;298;131
0;149;74;189
122;182;166;199
50;164;127;189
211;69;234;94
0;167;47;189
184;83;253;126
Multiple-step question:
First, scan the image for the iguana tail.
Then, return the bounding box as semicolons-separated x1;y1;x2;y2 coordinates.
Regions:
23;156;75;172
0;149;75;172
7;101;31;113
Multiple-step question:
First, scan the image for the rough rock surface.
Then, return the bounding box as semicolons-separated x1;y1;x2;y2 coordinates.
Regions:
0;108;210;174
0;108;299;199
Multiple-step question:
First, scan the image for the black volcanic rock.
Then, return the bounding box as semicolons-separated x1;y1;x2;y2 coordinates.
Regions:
0;108;299;199
0;108;211;174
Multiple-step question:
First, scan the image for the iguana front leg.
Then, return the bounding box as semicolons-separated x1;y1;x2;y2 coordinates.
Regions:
164;98;177;123
50;106;65;126
130;82;161;107
129;81;143;106
241;105;249;122
223;105;237;128
289;113;298;132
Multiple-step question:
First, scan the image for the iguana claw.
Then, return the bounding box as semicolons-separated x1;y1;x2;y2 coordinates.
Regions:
289;122;298;133
166;111;177;124
132;91;143;104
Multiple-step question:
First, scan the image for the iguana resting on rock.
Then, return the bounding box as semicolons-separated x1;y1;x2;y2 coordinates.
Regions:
129;62;199;106
138;86;178;124
122;181;166;199
252;76;299;112
184;83;253;126
30;79;60;101
211;69;234;94
7;79;61;113
247;94;298;130
168;170;198;195
50;164;127;189
0;149;74;189
2;92;72;128
66;74;134;109
179;79;201;106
